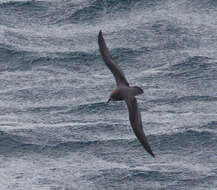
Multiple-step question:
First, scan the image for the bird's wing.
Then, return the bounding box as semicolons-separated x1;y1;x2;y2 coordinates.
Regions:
98;30;129;87
125;97;155;157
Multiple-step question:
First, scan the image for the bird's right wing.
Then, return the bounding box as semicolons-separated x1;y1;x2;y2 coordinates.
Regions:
98;30;129;87
125;97;155;157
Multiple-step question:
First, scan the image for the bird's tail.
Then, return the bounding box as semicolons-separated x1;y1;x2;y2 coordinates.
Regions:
131;86;144;96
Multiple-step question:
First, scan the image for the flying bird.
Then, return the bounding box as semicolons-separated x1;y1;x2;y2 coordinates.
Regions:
98;30;155;157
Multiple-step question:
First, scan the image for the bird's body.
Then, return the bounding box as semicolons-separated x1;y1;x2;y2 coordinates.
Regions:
109;86;143;101
98;30;155;158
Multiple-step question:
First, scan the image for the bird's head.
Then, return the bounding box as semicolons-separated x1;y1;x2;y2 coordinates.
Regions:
107;91;115;103
107;93;113;103
107;97;111;103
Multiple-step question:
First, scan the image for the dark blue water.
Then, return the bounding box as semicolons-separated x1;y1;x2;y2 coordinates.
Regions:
0;0;217;189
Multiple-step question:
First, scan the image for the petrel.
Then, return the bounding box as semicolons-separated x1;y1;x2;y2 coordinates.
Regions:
98;30;155;157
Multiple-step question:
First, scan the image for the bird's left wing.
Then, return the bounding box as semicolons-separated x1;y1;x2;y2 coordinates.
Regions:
125;97;155;157
98;30;129;87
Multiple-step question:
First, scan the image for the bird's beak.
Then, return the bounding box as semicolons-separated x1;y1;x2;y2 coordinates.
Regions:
107;98;111;103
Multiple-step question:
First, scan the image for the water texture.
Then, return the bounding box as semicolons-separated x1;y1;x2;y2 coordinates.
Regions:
0;0;217;189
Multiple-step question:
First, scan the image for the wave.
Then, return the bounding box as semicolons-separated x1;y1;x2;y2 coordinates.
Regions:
0;130;41;155
0;0;193;27
1;0;216;55
1;0;216;29
199;121;217;130
1;127;216;156
0;0;106;25
0;40;153;72
31;0;158;25
0;42;99;71
155;129;217;152
167;56;215;72
161;56;217;87
0;0;53;27
0;0;32;5
65;101;123;115
150;95;217;105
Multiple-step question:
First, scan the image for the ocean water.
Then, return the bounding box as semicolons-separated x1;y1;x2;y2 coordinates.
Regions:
0;0;217;189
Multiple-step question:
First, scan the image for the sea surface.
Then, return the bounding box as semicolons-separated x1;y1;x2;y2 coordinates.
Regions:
0;0;217;189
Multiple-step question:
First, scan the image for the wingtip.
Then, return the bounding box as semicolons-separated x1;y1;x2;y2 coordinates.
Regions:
148;147;155;158
98;30;107;50
150;152;155;158
98;30;102;38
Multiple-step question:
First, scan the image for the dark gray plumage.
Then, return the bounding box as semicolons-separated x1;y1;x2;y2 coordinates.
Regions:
98;30;155;157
